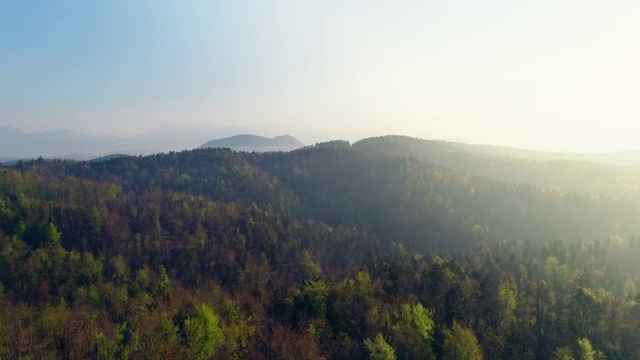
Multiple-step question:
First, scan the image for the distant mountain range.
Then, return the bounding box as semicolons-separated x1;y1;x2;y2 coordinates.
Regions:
200;134;304;152
3;125;640;169
0;124;255;162
443;141;640;165
0;124;306;163
354;136;640;166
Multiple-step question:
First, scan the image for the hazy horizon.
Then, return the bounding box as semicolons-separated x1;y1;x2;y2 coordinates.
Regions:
5;122;640;157
2;1;640;153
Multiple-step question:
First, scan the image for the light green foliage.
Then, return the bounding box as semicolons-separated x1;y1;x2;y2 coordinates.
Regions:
110;255;130;283
355;269;375;300
96;331;119;360
578;338;595;360
544;256;569;286
133;267;150;294
88;284;101;306
411;303;435;341
183;303;224;360
303;279;329;319
570;287;616;339
90;207;102;234
443;321;483;360
14;221;26;239
47;222;62;247
155;265;172;299
131;268;153;310
553;346;574;360
624;275;636;300
498;277;517;324
399;303;435;341
394;302;435;359
301;250;322;280
95;322;126;360
364;333;397;360
79;252;104;285
222;298;255;359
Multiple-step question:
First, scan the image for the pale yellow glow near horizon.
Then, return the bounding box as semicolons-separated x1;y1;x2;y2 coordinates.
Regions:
4;1;639;153
254;0;640;152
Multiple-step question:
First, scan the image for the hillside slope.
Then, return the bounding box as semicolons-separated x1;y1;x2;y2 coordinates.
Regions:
12;145;637;253
354;135;640;198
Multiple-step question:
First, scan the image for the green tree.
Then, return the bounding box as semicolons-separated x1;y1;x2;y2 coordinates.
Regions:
301;250;322;280
221;298;255;359
302;280;329;319
182;303;224;360
623;275;636;300
497;277;517;324
90;207;102;234
156;265;172;299
577;338;595;360
553;346;574;360
443;321;483;360
364;333;396;360
47;222;62;247
95;329;121;360
394;303;435;359
409;303;435;342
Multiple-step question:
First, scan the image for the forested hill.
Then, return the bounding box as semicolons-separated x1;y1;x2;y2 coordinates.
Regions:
353;135;640;199
200;134;304;152
10;145;639;252
1;144;640;358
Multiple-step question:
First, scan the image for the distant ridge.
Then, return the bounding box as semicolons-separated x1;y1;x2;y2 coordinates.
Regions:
353;135;640;199
354;135;640;165
0;124;255;160
200;134;304;152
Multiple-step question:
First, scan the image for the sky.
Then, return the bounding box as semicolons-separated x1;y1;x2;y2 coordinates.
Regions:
1;0;640;152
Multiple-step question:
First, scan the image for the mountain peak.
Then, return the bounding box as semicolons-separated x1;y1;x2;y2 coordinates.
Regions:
200;134;304;152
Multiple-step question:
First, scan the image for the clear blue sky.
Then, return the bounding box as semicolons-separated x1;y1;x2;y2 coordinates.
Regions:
2;1;639;151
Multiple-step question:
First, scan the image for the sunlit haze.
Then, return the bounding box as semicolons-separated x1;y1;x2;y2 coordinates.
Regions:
2;1;639;152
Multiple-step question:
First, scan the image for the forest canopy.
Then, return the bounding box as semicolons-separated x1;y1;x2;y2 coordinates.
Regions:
0;142;639;359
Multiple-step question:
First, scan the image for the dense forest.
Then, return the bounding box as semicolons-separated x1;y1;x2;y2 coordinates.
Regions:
0;138;639;359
